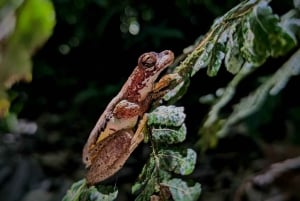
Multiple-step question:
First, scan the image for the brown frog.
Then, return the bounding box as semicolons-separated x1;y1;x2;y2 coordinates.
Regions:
82;50;175;185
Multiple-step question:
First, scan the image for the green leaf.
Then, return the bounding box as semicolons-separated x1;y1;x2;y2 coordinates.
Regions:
62;179;87;201
162;178;201;201
207;42;226;76
147;105;186;127
147;105;187;144
159;148;197;175
132;157;156;195
62;179;118;201
224;24;245;74
191;42;214;76
240;1;297;65
151;124;186;144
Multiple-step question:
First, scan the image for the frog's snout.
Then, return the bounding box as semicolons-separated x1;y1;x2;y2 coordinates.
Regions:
158;50;174;67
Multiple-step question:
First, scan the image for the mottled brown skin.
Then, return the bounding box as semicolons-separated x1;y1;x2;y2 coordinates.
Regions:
85;129;133;185
82;50;174;185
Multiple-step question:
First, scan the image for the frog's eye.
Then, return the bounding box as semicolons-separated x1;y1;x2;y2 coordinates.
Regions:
139;53;157;68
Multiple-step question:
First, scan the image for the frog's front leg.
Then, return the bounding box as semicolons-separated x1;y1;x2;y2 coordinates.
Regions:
149;73;182;109
153;73;180;92
152;73;181;100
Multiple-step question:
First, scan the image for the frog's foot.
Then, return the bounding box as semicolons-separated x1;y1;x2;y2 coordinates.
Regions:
151;73;181;101
153;73;180;93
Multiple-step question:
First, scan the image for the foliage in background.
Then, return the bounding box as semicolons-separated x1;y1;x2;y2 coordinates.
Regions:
0;0;55;118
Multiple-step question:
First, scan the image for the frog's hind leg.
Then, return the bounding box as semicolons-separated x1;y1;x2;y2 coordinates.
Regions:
86;129;133;185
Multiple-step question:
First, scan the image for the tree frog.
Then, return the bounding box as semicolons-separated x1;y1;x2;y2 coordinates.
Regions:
82;50;175;185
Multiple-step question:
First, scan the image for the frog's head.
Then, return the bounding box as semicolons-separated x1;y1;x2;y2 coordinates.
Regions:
138;50;174;75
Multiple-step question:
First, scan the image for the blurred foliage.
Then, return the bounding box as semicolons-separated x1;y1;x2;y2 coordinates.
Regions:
0;0;55;118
